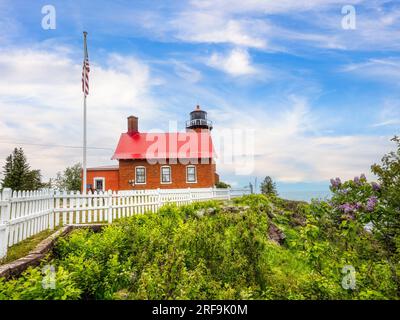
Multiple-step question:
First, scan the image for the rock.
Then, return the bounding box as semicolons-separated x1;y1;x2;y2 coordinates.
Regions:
195;209;206;218
266;211;275;220
268;223;286;245
221;205;250;214
206;207;217;215
222;205;240;213
289;213;306;227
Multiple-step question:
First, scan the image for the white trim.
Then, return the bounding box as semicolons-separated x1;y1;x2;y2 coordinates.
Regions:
160;165;172;184
186;165;197;183
135;166;147;185
93;177;105;191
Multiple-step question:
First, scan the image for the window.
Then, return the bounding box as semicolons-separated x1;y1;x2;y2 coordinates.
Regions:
135;167;146;184
93;177;105;191
186;165;197;183
161;166;171;183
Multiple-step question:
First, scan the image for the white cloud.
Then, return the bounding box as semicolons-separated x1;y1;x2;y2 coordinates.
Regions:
341;58;400;83
172;60;202;83
170;12;268;49
125;0;400;53
0;47;162;180
190;0;364;15
206;48;258;76
372;99;400;127
212;96;394;182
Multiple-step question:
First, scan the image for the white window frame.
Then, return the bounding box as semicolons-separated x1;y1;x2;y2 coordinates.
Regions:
186;165;197;183
160;165;172;184
135;166;146;184
93;177;105;191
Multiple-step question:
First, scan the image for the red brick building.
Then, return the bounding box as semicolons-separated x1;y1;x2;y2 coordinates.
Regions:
85;106;219;192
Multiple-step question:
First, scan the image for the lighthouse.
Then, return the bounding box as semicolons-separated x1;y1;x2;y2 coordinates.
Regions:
185;105;213;132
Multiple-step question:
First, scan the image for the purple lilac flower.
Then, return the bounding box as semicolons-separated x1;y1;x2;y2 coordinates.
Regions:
330;177;342;189
354;176;361;185
360;174;367;181
339;203;356;214
366;196;378;212
371;182;381;192
355;202;363;210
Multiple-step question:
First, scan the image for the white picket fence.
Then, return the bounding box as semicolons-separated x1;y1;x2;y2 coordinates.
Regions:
0;187;249;259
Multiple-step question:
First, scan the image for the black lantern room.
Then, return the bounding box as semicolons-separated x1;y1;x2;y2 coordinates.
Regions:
186;105;213;131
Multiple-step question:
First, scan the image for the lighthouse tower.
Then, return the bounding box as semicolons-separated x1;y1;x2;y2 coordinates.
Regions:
185;105;213;132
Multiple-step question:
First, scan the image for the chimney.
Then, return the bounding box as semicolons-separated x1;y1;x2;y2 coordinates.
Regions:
127;115;138;133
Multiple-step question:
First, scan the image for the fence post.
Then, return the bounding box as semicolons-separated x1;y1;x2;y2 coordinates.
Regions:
156;188;161;210
188;187;192;204
49;189;55;230
107;190;113;224
0;188;12;259
227;188;231;201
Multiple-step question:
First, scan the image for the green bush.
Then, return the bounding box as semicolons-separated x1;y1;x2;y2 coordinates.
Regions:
0;195;398;300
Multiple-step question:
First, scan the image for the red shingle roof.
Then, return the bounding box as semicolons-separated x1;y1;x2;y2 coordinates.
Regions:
112;132;215;160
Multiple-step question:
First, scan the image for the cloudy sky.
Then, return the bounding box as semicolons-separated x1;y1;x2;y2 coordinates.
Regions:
0;0;399;195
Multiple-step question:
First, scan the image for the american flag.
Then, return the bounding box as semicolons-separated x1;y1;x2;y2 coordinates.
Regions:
82;56;90;96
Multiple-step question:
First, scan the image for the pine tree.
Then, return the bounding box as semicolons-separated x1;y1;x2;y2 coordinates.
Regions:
1;148;44;191
260;176;277;196
1;154;14;189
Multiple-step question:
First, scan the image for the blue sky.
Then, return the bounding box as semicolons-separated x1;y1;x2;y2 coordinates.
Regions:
0;0;399;198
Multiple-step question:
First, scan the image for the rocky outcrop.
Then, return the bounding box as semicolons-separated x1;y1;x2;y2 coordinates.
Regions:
268;223;286;245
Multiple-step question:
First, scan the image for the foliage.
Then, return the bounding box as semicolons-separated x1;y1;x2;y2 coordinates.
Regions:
0;195;398;300
1;148;45;191
53;163;82;191
260;176;277;196
0;267;81;300
371;136;400;253
215;181;231;189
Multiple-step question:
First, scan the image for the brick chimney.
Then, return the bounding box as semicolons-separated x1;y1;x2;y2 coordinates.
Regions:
127;116;138;133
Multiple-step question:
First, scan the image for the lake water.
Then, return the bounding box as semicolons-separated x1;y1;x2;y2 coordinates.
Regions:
278;190;332;202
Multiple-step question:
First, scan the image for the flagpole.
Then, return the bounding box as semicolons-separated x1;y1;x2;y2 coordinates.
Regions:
82;31;88;195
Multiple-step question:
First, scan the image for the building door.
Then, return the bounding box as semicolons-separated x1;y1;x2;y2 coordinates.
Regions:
94;178;105;191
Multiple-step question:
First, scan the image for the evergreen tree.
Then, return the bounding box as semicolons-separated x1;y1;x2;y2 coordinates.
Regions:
1;148;44;191
260;176;277;196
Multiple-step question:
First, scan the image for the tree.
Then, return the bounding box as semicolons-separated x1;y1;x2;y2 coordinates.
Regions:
215;181;231;189
260;176;277;196
1;148;45;191
54;163;82;191
371;136;400;253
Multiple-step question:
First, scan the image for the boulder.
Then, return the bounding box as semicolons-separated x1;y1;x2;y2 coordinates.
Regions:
268;223;286;245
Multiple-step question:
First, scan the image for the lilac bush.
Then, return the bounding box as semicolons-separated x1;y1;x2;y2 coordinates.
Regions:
366;196;378;212
329;177;342;190
329;174;381;224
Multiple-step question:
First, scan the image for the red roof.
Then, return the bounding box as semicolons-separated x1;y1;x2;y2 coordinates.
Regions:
112;132;215;160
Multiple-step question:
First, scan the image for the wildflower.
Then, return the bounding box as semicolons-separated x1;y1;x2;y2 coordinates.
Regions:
366;196;378;212
371;182;381;192
353;176;361;185
360;173;367;181
339;203;355;214
330;177;342;189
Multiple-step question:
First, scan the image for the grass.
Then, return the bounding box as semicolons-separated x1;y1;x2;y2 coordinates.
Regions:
0;229;58;265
